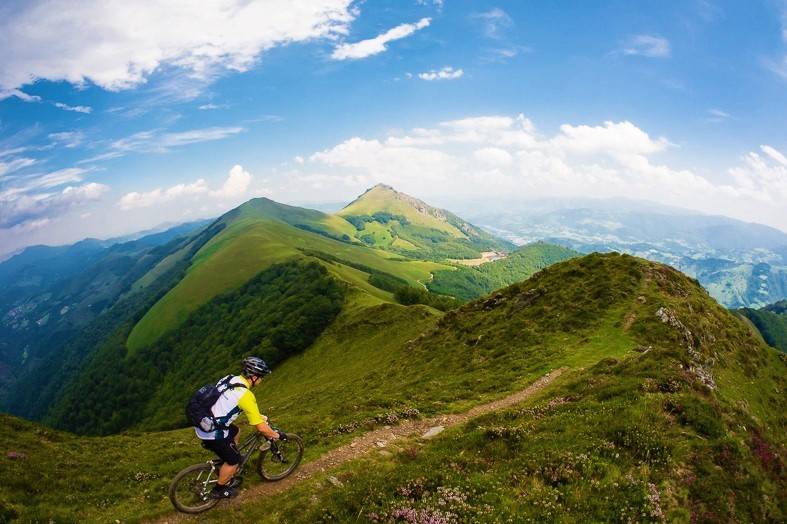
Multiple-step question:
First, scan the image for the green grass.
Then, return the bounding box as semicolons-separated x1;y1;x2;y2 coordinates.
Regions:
736;300;787;353
3;253;784;522
202;255;787;524
339;185;463;237
127;218;448;351
338;185;513;260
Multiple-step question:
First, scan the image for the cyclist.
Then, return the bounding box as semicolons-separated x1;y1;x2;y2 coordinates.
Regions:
197;356;281;499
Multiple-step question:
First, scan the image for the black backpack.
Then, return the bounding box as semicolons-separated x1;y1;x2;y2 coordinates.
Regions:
186;376;247;432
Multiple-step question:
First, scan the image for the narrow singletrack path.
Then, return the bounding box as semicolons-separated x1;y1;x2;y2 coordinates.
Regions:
153;368;566;523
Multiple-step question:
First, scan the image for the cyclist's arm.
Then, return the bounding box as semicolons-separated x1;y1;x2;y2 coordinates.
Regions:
238;390;279;439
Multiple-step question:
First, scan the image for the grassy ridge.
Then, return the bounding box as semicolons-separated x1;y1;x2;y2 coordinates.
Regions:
201;254;787;523
0;253;679;522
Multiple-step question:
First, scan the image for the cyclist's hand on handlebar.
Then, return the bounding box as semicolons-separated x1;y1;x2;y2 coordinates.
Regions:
277;431;288;441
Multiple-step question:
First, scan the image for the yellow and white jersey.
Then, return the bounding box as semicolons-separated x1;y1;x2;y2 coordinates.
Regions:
195;375;265;440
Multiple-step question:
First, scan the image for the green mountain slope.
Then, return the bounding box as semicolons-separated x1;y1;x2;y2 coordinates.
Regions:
737;299;787;352
6;221;228;419
203;254;787;524
10;190;520;425
0;223;205;388
126;197;448;350
338;184;514;259
2;253;783;522
427;241;580;301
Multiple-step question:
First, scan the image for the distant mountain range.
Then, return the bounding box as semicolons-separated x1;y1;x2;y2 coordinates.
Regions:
0;220;210;397
460;199;787;308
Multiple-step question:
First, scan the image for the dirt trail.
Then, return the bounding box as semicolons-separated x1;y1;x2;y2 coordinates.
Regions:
153;368;566;523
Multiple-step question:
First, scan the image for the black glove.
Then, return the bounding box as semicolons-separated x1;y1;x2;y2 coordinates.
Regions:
277;431;288;441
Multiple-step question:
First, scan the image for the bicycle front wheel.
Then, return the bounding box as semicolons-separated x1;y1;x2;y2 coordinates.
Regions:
169;463;221;513
257;434;304;481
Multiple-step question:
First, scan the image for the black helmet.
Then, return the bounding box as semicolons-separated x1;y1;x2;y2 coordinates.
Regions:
242;356;271;378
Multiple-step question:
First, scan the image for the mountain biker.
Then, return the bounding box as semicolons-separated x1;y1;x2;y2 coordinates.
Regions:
197;356;281;499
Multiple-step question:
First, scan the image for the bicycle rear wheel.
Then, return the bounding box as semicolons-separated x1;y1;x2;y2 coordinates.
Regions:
257;434;304;481
169;463;221;513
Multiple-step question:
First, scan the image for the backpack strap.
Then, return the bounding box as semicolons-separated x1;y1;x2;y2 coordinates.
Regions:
212;376;248;433
217;376;248;392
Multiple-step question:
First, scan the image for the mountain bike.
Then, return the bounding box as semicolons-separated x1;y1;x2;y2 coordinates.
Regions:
169;427;304;514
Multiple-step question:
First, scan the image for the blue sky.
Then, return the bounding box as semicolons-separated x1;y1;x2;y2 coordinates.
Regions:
1;0;786;256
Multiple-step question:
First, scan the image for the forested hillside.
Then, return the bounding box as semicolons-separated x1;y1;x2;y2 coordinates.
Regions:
737;300;787;352
427;242;579;301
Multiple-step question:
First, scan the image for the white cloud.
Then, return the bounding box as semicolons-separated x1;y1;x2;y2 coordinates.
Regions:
727;146;787;214
331;18;430;60
80;126;245;164
48;131;85;148
0;181;109;228
472;8;513;38
160;127;245;149
550;120;668;157
473;147;513;167
198;103;227;110
119;180;208;210
212;164;252;198
0;89;41;102
54;102;92;113
418;66;464;81
760;144;787;166
1;167;90;199
0;1;357;93
706;108;730;123
118;164;254;210
297;115;787;231
622;34;671;58
0;157;37;177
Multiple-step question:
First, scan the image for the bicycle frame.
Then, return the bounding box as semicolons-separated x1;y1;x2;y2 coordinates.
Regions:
230;431;265;474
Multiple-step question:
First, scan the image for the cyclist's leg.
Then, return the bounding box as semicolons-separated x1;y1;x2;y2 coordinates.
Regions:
202;428;242;497
217;426;241;485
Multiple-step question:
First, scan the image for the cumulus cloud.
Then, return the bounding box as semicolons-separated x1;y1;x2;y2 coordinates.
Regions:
0;0;356;93
212;164;252;198
331;18;430;60
550;120;669;157
118;180;208;210
118;164;253;210
298;115;787;230
621;34;671;58
730;145;787;207
418;66;464;81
